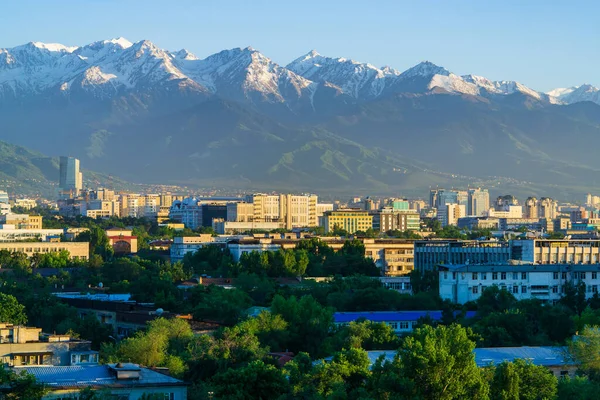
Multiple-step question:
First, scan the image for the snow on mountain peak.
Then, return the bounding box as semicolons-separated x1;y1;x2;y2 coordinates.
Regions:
548;84;600;105
173;49;198;61
30;42;78;53
104;37;133;49
401;61;450;78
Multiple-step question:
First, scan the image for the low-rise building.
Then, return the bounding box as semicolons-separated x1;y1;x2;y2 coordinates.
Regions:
22;363;187;400
0;227;64;242
213;219;285;234
439;263;600;304
0;213;42;229
333;310;476;334
0;323;96;367
169;235;220;262
0;242;89;260
414;240;511;272
105;228;138;254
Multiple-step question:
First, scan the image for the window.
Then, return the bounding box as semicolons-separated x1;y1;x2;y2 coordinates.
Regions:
512;286;519;294
513;272;518;280
399;321;410;330
492;272;498;280
452;272;457;280
472;273;478;280
521;272;527;280
552;286;559;293
501;272;507;280
472;286;479;294
444;272;448;279
582;272;587;279
521;286;527;294
573;272;579;279
553;272;559;280
594;286;598;294
482;273;487;280
388;322;398;330
562;272;567;280
594;272;598;280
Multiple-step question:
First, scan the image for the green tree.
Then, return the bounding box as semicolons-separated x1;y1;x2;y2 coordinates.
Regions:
0;367;47;399
212;360;289;399
491;361;520;400
0;293;27;325
567;326;600;381
396;324;490;400
271;295;334;357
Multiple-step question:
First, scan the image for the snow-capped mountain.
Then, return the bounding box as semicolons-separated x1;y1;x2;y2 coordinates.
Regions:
547;84;600;105
0;37;596;108
286;50;399;99
175;46;317;104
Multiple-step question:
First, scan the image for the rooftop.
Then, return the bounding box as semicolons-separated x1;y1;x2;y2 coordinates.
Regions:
333;310;477;324
21;364;186;390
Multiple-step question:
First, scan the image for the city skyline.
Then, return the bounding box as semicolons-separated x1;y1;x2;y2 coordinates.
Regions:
1;0;598;91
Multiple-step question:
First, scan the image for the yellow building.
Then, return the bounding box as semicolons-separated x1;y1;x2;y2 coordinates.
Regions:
0;242;89;260
322;208;373;234
0;214;42;229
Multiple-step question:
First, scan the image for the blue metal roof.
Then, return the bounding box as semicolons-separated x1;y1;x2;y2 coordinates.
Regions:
333;310;476;323
352;346;571;369
20;364;184;389
473;346;571;367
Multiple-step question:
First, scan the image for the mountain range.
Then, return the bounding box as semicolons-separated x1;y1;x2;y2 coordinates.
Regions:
1;38;600;199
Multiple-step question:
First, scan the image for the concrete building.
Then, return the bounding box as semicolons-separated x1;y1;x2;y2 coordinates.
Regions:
169;235;220;262
437;203;466;227
0;323;96;367
468;188;489;217
0;214;42;230
0;227;63;242
371;207;420;233
23;363;187;400
439;262;600;304
322;208;373;234
0;242;89;260
539;197;557;219
105;228;138;254
248;193;319;229
414;240;511;272
457;217;499;230
14;198;38;210
213;219;285;235
0;191;8;206
524;197;538;219
59;156;82;196
334;310;476;335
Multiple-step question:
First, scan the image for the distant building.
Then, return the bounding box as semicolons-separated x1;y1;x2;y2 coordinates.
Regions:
437;203;466;227
169;235;221;262
467;188;489;217
457;216;499;230
0;242;89;260
322;208;373;234
213;219;285;235
59;156;82;196
371;207;420;233
105;228;138;254
0;213;42;230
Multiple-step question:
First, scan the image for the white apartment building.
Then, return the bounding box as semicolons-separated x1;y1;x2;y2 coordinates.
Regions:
440;263;600;304
437;203;466;227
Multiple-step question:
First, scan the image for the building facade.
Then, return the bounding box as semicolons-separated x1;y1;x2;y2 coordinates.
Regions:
0;242;89;260
439;263;600;304
59;156;82;196
322;209;373;234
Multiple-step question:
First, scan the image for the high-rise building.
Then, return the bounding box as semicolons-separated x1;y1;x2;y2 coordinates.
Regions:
437;203;466;227
59;156;82;195
467;188;490;216
538;197;557;219
0;191;8;205
524;197;538;219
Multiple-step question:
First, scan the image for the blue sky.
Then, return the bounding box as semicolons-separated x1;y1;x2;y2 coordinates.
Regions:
2;0;598;91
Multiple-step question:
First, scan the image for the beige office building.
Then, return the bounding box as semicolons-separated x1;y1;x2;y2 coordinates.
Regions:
0;214;42;230
234;194;319;229
0;242;89;260
322;208;373;234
